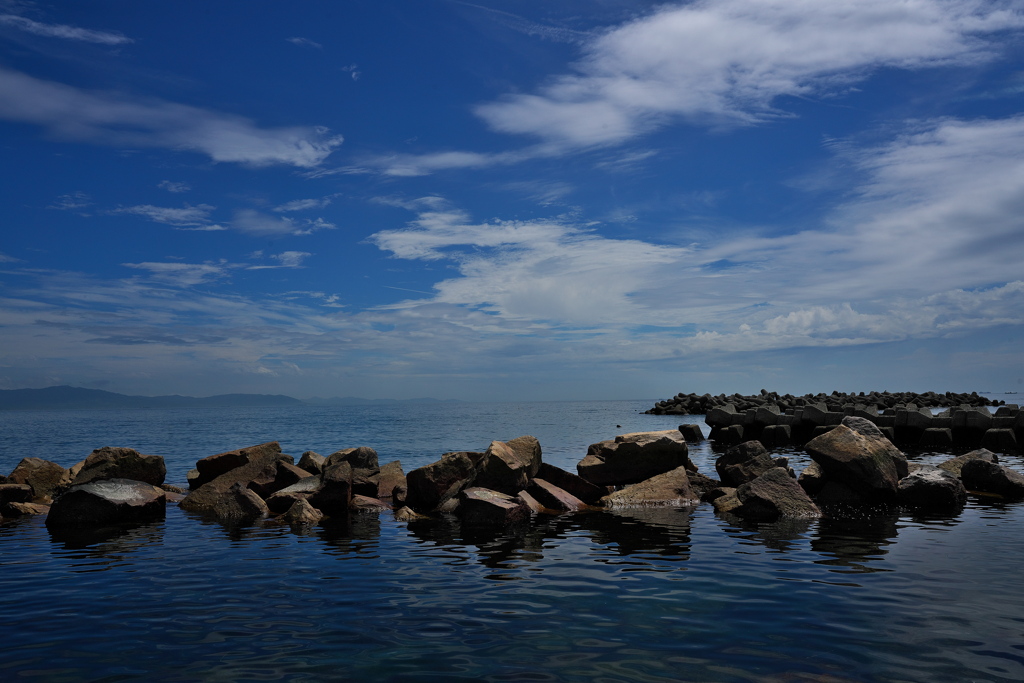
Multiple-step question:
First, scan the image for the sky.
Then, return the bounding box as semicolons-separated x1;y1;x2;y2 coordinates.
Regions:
1;0;1023;401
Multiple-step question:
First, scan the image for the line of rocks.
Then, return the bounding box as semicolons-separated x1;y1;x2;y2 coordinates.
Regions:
647;390;1003;415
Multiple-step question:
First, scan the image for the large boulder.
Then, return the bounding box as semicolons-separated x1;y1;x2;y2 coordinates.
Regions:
797;461;826;497
297;451;326;475
306;462;354;515
937;449;998;478
247;461;314;499
265;475;322;514
842;416;909;478
505;436;543;479
71;447;166;486
190;442;285;489
325;447;381;498
525;479;588;512
897;465;967;511
0;483;34;516
213;482;269;522
46;479;166;528
377;460;407;499
8;457;70;503
960;459;1024;499
715;441;774;487
601;466;698;508
179;444;293;513
720;468;821;520
577;430;694;486
405;451;484;513
281;499;323;525
805;424;903;502
473;440;531;494
458;487;530;526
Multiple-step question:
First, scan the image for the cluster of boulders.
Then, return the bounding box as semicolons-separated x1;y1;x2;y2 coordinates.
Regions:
5;418;1024;534
0;447;172;527
647;390;1003;415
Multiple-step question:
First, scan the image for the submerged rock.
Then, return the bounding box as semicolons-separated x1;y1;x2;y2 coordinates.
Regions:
937;449;998;478
601;466;698;508
179;443;293;513
281;499;323;525
897;465;967;511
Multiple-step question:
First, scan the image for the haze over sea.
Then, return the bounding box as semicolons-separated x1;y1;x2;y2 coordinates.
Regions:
2;400;1023;682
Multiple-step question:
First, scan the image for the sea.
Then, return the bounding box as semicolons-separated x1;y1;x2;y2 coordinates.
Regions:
1;399;1022;683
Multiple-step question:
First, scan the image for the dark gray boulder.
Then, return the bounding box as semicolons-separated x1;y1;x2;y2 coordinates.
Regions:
46;479;166;528
961;459;1024;499
71;447;166;487
729;468;821;520
842;416;909;478
405;451;484;513
937;449;998;478
805;424;903;502
306;462;354;515
678;424;705;443
897;465;967;511
715;440;774;487
264;475;321;514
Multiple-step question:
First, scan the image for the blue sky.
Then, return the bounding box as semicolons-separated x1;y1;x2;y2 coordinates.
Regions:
1;0;1023;400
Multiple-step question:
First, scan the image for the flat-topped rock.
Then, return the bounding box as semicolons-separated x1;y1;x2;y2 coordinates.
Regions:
71;447;166;487
46;478;166;528
577;430;694;486
601;466;698;508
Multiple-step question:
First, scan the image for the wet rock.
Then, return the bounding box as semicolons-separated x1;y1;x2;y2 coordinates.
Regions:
393;506;429;521
715;440;774;487
325;446;379;471
306;462;354;515
71;447;166;486
897;465;967;511
981;428;1018;453
8;457;70;503
350;495;391;512
729;468;821;520
516;490;559;515
711;488;741;513
961;459;1024;499
687;471;723;500
248;461;314;500
265;475;321;514
458;487;530;525
46;478;166;528
797;461;826;497
405;451;483;513
805;424;903;502
213;481;269;522
535;462;606;505
525;479;588;512
281;499;323;525
937;449;998;478
601;466;698;508
179;444;293;513
0;483;34;510
919;428;954;449
473;440;531;494
4;502;50;517
297;451;326;475
842;416;909;478
377;460;407;499
577;430;694;486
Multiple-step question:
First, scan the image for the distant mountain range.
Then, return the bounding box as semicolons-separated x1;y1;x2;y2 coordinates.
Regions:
0;386;458;410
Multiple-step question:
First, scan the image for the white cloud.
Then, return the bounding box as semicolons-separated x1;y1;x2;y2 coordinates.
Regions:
0;66;344;167
273;197;332;212
112;204;216;227
340;64;361;81
48;191;91;211
474;0;1024;148
0;252;20;263
231;209;336;237
0;13;133;45
122;261;230;286
158;180;190;193
287;36;322;49
247;251;312;269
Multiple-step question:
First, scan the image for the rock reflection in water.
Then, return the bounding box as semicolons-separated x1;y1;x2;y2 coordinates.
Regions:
718;514;815;553
47;520;165;569
811;514;900;574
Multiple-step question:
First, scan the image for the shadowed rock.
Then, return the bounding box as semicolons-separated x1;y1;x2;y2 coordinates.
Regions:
961;459;1024;499
797;461;826;496
192;442;283;489
842;416;909;479
71;447;166;487
8;457;70;503
297;451;326;475
248;461;314;500
601;466;698;508
937;449;998;478
897;465;967;511
180;444;293;513
46;478;166;528
727;468;821;520
265;475;321;514
213;482;269;522
473;440;531;494
805;424;903;502
577;430;694;486
306;462;353;515
525;479;587;512
715;440;774;487
281;498;323;525
458;487;529;525
377;460;406;499
405;451;484;512
535;462;606;505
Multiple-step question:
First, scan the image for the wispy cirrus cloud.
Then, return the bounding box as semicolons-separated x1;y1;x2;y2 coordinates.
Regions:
231;209;335;237
0;66;344;167
273;197;333;212
112;204;219;228
0;13;133;45
122;261;231;287
247;251;312;269
158;180;190;193
287;36;322;49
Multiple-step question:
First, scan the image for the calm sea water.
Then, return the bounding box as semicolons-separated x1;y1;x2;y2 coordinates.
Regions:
2;400;1023;683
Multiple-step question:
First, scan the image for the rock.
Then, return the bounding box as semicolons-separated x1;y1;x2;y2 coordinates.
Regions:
577;430;694;486
601;466;698;508
525;479;588;512
186;469;202;489
516;490;559;515
961;459;1024;499
179;445;293;513
458;487;530;525
918;428;954;449
797;461;826;496
213;482;269;522
535;462;606;505
842;416;909;478
760;424;792;448
4;502;49;517
325;446;379;471
678;424;705;442
306;462;354;515
405;451;483;512
350;495;391;512
897;465;967;511
377;460;407;499
686;471;722;500
715;441;774;487
813;480;867;506
473;440;531;494
281;499;323;525
297;451;326;475
505;436;543;479
0;483;34;509
394;506;430;522
192;442;283;489
711;488;741;513
248;461;315;499
264;475;321;514
730;468;821;520
8;457;71;503
937;449;998;478
805;424;903;502
980;428;1018;453
46;479;166;528
71;447;166;487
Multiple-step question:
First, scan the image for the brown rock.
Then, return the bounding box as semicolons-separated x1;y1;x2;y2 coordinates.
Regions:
297;451;326;475
715;441;774;487
516;490;559;515
325;446;379;471
377;460;406;499
8;457;71;503
179;445;293;513
265;475;321;514
350;494;391;512
193;441;282;488
505;435;543;479
731;468;821;519
4;502;50;517
46;478;166;528
797;461;826;496
281;498;323;525
601;466;698;508
394;506;429;521
405;451;484;512
473;441;531;494
577;430;694;486
213;482;269;522
71;447;166;486
306;462;353;515
937;449;998;478
805;424;902;502
525;479;587;512
248;461;314;499
898;465;967;510
842;416;909;478
535;462;606;505
458;487;529;525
